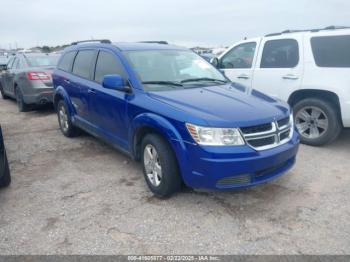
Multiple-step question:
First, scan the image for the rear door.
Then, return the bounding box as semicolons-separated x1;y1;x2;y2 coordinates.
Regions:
88;49;130;149
218;38;260;89
70;49;98;122
251;36;303;101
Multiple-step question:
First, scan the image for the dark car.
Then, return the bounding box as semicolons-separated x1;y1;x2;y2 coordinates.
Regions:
52;40;298;197
0;125;11;188
0;53;60;111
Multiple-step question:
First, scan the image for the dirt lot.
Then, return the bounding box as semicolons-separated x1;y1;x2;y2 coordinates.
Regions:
0;98;349;255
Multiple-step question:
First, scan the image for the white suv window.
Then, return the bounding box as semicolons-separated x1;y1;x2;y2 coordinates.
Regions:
220;42;256;69
311;35;350;67
260;39;299;68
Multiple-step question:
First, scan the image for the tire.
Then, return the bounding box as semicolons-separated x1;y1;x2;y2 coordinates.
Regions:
141;134;182;198
293;98;342;146
57;100;80;137
0;150;11;188
0;84;9;100
15;87;29;112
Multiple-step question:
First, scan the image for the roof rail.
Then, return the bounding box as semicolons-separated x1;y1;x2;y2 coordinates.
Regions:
265;26;350;37
139;41;168;45
71;39;111;45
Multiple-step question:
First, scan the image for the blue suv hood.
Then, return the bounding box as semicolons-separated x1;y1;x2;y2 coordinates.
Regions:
147;85;290;127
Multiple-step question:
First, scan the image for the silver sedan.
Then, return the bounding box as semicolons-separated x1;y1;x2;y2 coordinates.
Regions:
0;53;60;111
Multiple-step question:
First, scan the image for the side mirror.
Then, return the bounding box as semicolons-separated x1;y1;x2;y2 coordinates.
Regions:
102;74;130;92
210;57;219;68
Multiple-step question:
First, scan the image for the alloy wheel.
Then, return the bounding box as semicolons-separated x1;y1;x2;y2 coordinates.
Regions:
143;144;162;187
295;106;329;139
59;105;69;133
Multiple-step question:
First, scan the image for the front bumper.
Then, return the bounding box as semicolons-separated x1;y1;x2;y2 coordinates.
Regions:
176;131;299;190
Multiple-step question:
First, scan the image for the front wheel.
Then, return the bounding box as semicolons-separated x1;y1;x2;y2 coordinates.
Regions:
141;134;182;198
293;98;342;146
57;100;80;137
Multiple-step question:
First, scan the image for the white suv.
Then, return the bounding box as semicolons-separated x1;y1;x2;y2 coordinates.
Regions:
213;26;350;146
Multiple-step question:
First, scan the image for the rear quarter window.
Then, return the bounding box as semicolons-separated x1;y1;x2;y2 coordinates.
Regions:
58;51;77;72
311;35;350;67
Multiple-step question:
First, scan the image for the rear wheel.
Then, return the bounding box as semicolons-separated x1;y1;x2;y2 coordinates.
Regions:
293;98;342;146
0;150;11;188
57;100;80;137
15;87;29;112
141;134;182;198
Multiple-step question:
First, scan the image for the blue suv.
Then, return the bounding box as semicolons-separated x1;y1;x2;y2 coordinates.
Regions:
52;40;299;197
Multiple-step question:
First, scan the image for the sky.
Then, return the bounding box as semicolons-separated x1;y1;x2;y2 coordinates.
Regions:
0;0;349;49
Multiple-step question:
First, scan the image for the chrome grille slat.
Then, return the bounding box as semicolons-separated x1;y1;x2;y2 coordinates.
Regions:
240;116;293;151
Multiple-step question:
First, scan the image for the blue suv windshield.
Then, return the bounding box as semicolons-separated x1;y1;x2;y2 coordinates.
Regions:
124;50;227;91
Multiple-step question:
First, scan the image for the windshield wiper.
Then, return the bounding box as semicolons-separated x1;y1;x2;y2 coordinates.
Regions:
181;77;228;84
142;81;183;87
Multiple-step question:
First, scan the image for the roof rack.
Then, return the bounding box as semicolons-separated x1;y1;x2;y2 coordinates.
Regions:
71;39;111;45
139;41;168;45
265;26;350;37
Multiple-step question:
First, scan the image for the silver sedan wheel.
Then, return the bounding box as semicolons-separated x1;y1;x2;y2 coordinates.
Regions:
143;144;162;187
59;105;69;133
295;106;329;139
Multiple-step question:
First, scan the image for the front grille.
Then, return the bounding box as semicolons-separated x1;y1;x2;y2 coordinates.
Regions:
279;130;290;141
240;116;292;151
277;117;290;128
216;174;251;187
247;135;276;148
240;123;272;135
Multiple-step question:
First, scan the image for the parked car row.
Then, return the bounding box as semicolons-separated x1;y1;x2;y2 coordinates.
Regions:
0;26;347;197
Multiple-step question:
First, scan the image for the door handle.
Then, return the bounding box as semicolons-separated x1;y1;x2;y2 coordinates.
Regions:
88;88;96;94
282;74;299;80
237;74;250;79
64;79;71;84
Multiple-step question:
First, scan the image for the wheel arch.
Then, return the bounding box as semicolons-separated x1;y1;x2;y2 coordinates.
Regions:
53;87;75;116
288;89;342;121
130;113;186;161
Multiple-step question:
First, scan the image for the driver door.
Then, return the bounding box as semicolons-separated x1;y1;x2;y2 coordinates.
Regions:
218;39;260;89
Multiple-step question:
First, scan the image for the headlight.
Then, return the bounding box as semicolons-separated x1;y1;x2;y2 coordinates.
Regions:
186;123;245;146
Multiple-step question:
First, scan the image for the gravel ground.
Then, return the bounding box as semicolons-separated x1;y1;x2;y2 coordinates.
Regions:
0;98;349;255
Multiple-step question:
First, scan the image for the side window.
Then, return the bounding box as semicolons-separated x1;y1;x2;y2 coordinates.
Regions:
311;35;350;67
58;51;77;72
72;50;96;79
220;42;256;69
94;51;126;84
260;39;299;68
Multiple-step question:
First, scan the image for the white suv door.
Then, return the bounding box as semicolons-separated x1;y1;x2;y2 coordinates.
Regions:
252;35;303;101
218;38;260;89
